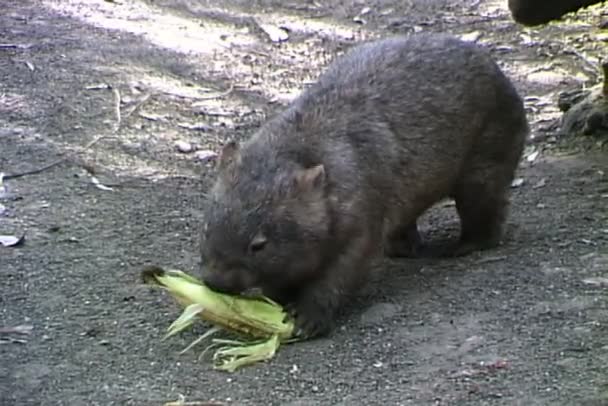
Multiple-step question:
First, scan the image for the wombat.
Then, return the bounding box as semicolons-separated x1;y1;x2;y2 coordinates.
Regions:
200;33;528;338
508;0;603;26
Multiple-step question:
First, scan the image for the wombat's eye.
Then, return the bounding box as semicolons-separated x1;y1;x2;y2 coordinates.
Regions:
248;232;267;254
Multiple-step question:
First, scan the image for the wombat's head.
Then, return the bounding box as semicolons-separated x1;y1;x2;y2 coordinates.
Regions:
200;140;330;296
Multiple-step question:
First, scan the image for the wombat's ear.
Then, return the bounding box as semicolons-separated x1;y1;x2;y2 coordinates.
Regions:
294;164;325;194
218;140;241;171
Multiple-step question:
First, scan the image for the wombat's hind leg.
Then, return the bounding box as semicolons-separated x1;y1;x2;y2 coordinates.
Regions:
451;180;509;257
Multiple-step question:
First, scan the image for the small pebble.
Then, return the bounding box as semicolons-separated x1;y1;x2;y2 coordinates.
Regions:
175;140;194;153
527;150;540;162
260;25;289;42
194;149;218;163
460;31;482;42
511;178;524;188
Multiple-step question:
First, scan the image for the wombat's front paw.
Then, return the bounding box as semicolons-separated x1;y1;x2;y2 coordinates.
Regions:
285;300;333;339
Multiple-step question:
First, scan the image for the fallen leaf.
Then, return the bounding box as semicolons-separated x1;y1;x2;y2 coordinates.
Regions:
0;172;6;197
532;178;547;189
526;150;540;162
0;325;33;335
579;238;596;246
519;33;536;46
61;237;80;243
0;337;28;345
353;7;371;24
494;45;514;53
260;24;289;42
582;277;608;286
0;43;34;49
460;31;481;42
85;83;111;90
138;111;165;121
476;255;507;264
177;122;212;131
0;234;25;247
90;176;113;191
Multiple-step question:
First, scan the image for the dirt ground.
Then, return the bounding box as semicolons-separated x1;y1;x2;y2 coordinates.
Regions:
1;0;607;405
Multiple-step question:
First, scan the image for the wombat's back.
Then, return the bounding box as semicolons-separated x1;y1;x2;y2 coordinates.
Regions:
285;33;528;225
298;33;524;154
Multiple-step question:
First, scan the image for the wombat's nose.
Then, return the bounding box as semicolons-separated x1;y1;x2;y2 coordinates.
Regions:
202;271;243;295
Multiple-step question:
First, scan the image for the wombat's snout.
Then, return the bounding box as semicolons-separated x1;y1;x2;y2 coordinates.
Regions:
201;266;247;295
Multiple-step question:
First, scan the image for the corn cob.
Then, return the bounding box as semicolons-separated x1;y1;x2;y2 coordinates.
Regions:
141;266;297;372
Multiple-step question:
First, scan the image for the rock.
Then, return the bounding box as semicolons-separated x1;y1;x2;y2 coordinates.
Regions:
174;140;194;153
194;149;218;163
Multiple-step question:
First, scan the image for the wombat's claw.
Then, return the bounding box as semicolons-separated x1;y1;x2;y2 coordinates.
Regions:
285;301;331;339
283;303;297;324
283;306;306;338
294;318;328;340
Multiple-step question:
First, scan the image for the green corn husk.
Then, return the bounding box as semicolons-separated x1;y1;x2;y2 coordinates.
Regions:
141;266;297;372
